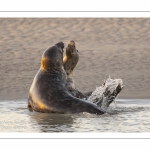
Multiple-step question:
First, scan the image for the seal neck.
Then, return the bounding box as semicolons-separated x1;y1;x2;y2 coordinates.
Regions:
40;57;63;73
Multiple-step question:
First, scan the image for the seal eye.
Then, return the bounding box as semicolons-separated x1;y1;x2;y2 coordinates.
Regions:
77;49;79;53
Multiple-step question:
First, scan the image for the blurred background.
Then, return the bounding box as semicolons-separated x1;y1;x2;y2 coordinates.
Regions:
0;18;150;99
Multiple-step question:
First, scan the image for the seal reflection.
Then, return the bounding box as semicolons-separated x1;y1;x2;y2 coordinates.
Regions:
29;112;74;132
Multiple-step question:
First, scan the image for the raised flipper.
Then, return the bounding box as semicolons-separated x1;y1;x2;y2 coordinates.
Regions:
87;77;124;110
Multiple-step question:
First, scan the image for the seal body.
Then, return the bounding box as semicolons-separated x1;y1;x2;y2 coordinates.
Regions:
28;42;105;115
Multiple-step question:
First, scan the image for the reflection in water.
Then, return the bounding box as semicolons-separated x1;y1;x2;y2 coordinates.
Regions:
0;99;150;132
29;112;74;132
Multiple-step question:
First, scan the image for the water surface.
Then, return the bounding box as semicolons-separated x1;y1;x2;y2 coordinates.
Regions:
0;99;150;132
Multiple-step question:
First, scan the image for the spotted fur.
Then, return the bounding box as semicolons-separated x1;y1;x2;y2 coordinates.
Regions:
63;40;79;90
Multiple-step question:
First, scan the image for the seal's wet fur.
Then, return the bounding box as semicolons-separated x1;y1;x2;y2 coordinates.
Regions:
28;42;105;114
63;40;86;98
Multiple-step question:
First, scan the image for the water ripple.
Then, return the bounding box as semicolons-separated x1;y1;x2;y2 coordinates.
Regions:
0;99;150;132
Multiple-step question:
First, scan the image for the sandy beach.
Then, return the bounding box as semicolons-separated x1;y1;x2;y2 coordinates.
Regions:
0;18;150;100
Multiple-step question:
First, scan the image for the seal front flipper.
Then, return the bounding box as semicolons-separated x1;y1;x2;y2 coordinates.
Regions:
63;40;87;99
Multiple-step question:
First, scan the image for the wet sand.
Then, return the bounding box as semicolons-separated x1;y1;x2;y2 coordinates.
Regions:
0;18;150;100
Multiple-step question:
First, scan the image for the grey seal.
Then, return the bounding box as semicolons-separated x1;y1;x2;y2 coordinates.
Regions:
28;41;105;115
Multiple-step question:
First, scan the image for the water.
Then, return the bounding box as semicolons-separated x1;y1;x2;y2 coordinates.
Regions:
0;99;150;132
